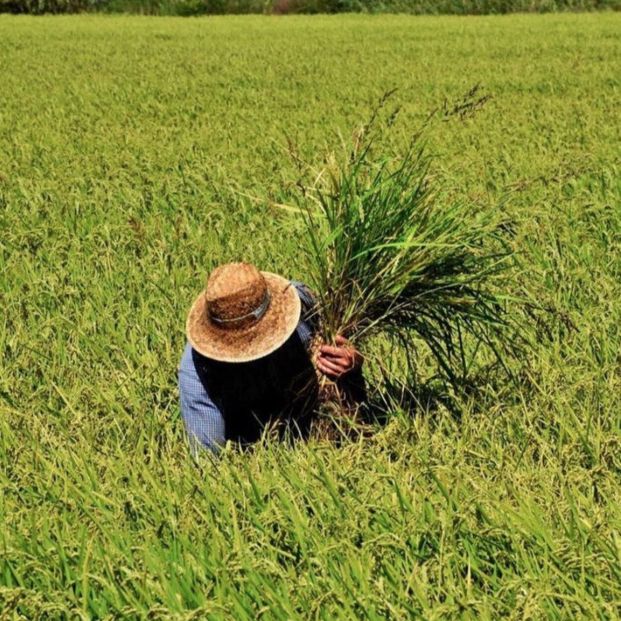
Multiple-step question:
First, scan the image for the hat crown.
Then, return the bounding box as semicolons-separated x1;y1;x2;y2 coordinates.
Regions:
205;262;268;328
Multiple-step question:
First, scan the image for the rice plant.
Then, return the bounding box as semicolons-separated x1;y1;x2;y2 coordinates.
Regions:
292;95;518;388
1;15;620;619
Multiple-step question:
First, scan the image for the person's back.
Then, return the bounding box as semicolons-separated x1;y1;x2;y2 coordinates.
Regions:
178;263;364;454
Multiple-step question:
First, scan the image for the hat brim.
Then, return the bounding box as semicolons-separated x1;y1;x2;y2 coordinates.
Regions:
186;272;302;363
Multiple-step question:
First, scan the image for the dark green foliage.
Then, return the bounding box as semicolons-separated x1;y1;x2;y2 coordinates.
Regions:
271;0;620;14
1;0;619;14
0;0;97;13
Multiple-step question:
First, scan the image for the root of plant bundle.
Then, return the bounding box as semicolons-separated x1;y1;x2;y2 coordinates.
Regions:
308;335;370;442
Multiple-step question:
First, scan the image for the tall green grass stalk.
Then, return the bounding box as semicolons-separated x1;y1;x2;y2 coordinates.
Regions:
292;96;519;386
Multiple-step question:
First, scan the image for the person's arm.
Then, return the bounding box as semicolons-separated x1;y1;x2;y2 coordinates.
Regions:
291;281;320;332
291;280;366;403
178;343;226;456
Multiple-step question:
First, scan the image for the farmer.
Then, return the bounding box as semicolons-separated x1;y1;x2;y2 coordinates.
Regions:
179;262;365;454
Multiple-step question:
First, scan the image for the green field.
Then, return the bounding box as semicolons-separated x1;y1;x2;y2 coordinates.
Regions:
1;13;621;619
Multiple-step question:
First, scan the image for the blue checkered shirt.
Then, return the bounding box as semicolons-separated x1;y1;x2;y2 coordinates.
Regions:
178;282;317;455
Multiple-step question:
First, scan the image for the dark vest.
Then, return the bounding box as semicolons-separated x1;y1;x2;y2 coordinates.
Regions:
192;331;318;445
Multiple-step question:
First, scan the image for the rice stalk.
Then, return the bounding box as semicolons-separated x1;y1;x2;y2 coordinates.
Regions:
291;95;520;396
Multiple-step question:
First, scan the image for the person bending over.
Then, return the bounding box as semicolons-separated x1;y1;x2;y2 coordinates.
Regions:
178;262;364;454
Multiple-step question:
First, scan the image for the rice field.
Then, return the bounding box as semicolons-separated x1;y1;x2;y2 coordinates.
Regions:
1;13;620;619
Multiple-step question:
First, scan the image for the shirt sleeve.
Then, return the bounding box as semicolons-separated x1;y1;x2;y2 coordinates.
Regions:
291;281;319;332
178;343;226;456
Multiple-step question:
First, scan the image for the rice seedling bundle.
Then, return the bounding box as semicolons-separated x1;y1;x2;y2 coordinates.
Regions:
292;100;517;393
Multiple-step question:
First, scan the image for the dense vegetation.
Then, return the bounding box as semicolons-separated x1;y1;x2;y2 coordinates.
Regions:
1;13;620;620
1;0;619;15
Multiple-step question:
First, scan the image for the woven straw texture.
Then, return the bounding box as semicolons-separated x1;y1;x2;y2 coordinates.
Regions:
186;269;301;363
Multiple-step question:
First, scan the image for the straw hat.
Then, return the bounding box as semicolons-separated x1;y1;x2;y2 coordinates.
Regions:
186;262;301;363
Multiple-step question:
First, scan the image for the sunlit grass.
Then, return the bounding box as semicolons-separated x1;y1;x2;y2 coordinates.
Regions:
0;13;620;620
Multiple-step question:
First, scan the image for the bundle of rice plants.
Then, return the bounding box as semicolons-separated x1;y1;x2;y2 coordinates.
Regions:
288;97;518;414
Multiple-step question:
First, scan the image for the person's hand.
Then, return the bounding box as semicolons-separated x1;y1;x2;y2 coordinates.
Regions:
316;335;363;380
